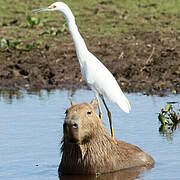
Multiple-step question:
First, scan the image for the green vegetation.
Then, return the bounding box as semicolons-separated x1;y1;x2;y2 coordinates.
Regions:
0;0;179;50
158;103;180;125
159;102;180;141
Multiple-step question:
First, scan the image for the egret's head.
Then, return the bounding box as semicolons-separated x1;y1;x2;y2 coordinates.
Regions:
32;2;74;22
48;2;69;11
32;2;69;13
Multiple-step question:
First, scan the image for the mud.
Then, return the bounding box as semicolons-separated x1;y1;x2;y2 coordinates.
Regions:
0;32;179;95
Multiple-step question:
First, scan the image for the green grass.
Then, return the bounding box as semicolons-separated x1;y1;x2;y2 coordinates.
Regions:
0;0;179;50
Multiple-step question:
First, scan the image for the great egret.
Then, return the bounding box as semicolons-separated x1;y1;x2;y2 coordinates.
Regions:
33;2;131;140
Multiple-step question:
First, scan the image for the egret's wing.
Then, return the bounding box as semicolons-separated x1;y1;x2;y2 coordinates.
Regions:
85;52;131;113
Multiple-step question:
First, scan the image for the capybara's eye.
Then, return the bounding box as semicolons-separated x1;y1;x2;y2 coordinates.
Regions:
65;110;68;114
87;111;92;115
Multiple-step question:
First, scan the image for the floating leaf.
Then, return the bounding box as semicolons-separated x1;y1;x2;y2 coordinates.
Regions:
158;102;180;142
169;111;179;124
164;103;172;113
158;113;168;125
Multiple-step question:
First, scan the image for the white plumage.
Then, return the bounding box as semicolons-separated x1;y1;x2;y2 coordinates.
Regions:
83;51;131;113
33;2;131;139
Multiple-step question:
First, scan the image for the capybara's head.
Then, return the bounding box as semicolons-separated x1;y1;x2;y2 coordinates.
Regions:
63;99;99;145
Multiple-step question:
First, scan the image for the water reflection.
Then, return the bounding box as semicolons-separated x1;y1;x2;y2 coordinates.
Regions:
0;89;24;103
159;123;180;141
59;166;152;180
0;89;52;103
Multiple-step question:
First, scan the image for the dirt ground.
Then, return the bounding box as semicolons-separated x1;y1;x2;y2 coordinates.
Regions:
0;32;179;95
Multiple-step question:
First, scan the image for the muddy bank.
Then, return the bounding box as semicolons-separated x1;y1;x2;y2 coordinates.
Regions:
0;32;179;95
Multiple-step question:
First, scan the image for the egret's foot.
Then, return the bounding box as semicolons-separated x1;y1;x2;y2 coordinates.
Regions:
112;135;117;144
111;128;116;144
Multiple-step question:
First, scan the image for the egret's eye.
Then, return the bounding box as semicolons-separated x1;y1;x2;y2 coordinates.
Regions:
87;111;92;115
50;4;56;9
49;4;56;9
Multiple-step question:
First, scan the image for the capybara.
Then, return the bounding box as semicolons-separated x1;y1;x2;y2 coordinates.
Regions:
59;99;154;175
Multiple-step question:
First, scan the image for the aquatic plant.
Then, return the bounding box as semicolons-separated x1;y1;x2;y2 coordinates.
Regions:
158;102;180;141
158;103;180;125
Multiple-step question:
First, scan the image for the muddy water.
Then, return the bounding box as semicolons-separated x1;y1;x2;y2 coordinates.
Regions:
0;89;180;180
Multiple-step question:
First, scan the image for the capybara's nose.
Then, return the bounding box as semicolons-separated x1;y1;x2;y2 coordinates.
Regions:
64;121;78;130
69;122;78;135
63;121;78;136
63;121;79;143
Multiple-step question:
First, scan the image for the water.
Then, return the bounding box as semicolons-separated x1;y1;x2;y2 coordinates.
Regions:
0;89;180;180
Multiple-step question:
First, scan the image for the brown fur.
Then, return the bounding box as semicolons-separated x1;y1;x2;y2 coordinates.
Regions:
59;100;154;175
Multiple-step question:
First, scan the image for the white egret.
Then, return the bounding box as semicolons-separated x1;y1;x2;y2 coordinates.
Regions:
33;2;131;140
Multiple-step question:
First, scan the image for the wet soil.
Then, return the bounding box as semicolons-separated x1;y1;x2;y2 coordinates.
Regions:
0;32;179;95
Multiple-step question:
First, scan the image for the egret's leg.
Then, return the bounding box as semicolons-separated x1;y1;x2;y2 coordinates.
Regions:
100;95;115;141
95;94;103;120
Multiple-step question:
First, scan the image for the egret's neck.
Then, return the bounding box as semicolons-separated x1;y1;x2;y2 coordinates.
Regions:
68;21;88;53
59;6;88;65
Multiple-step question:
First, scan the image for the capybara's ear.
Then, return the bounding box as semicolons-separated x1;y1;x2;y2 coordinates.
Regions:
69;97;75;107
90;98;98;110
